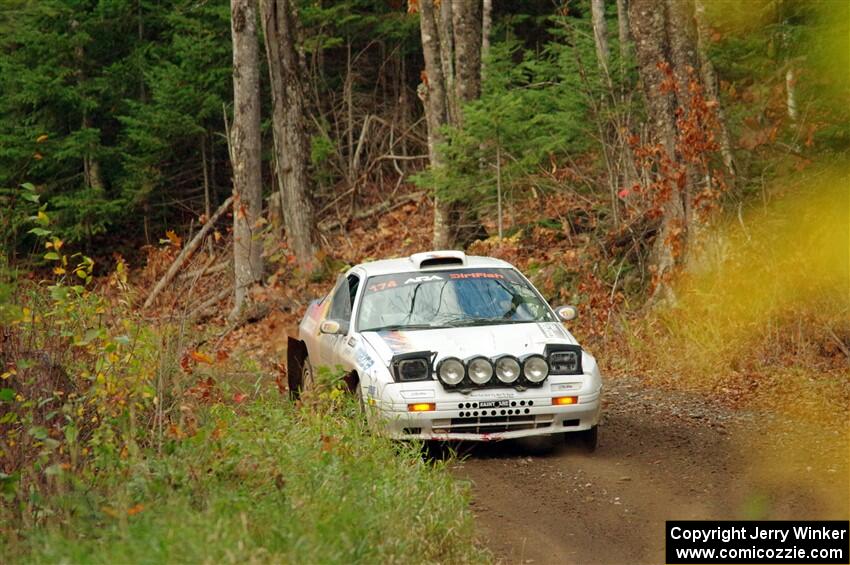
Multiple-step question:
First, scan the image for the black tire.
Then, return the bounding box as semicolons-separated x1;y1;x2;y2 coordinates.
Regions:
354;379;366;414
301;357;315;393
286;338;308;400
572;425;598;452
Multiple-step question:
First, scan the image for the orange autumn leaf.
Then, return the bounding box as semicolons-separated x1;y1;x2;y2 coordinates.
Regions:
165;230;182;248
127;504;145;516
190;350;213;364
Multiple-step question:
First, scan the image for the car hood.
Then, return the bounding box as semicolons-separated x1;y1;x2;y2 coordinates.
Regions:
360;321;577;365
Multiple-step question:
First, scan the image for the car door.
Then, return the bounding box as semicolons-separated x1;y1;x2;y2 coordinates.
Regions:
317;272;361;367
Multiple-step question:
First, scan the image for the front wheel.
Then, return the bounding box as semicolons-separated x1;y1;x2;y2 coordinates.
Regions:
569;425;598;452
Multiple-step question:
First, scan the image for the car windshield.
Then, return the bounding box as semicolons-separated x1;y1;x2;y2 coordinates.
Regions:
357;268;556;332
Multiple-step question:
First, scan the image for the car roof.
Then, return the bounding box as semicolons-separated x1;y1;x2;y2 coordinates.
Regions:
352;252;516;277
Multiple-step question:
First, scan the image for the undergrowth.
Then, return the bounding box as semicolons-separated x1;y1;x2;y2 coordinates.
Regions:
1;224;486;563
3;394;486;564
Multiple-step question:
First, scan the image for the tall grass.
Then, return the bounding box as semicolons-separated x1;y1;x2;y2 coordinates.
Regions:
1;257;487;563
5;394;486;564
619;168;849;420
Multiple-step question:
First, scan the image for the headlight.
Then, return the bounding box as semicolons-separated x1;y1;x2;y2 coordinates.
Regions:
468;357;493;385
523;355;549;383
549;351;578;374
495;356;521;384
437;357;465;386
397;358;429;381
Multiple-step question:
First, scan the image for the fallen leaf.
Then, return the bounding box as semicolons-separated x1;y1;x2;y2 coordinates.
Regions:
127;504;145;516
190;350;213;364
165;230;182;248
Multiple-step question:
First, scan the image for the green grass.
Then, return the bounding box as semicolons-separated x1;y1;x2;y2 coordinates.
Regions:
3;395;488;564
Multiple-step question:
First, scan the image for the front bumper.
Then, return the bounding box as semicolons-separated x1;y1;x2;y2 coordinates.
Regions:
377;388;601;441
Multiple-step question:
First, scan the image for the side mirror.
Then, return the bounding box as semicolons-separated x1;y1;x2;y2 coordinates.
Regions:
320;319;349;335
554;305;578;321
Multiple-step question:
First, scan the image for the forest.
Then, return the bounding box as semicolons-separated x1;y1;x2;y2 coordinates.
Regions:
1;0;848;562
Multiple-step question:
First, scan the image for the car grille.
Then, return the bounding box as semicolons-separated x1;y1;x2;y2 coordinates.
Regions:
432;414;554;435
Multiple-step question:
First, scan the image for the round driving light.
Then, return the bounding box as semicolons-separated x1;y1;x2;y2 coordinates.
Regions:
495;356;521;384
468;357;494;385
523;355;549;383
438;357;465;386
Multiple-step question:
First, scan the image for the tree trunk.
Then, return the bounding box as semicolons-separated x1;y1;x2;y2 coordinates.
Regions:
418;0;486;249
591;0;611;75
481;0;493;77
450;0;488;246
664;0;699;112
664;0;701;232
629;0;677;155
260;0;317;268
629;0;688;303
451;0;482;110
229;0;264;319
418;0;452;248
436;0;460;127
693;0;736;180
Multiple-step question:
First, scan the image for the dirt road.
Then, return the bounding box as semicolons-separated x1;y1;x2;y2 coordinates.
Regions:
454;375;849;564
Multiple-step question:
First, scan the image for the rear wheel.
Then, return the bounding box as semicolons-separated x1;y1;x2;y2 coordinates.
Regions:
301;358;315;393
354;380;366;412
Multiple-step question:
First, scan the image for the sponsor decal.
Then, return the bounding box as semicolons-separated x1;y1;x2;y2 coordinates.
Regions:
478;399;511;408
401;390;435;399
539;323;565;339
403;275;443;284
469;391;516;399
378;330;417;353
449;272;505;279
355;348;375;370
364;268;525;295
367;279;398;293
552;382;581;391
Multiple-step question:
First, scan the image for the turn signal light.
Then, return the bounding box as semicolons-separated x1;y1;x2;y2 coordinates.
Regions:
552;396;578;406
408;402;436;412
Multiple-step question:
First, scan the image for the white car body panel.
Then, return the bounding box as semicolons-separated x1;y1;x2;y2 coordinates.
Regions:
295;252;602;441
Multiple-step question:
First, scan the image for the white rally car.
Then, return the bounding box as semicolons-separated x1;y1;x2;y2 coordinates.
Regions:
287;251;602;448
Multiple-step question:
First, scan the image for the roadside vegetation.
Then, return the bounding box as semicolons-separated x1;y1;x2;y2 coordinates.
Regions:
1;259;484;562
